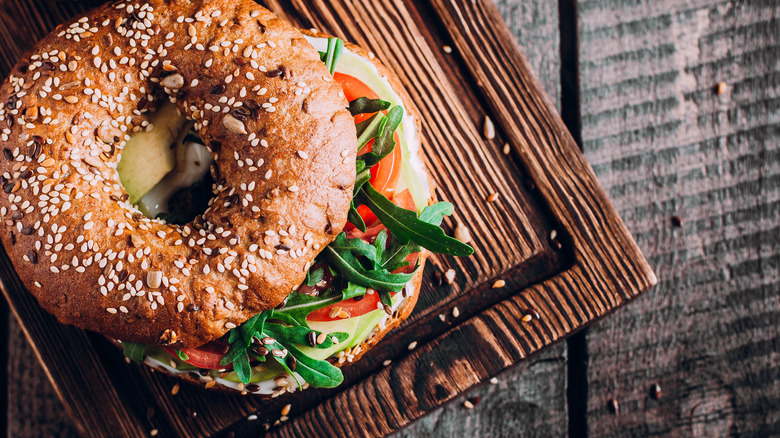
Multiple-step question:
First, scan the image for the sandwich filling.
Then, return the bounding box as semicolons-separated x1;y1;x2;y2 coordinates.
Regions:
117;36;472;394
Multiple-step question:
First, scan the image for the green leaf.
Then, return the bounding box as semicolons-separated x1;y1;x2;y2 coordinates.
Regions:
381;238;421;272
319;37;344;75
372;229;388;268
121;342;146;363
377;290;393;309
358;184;473;256
347;201;367;232
360;106;404;168
305;267;325;287
349;97;391;116
330;232;378;263
220;313;267;366
355;113;386;148
323;242;414;292
265;324;349;350
271;292;345;328
233;351;252;384
283;343;344;388
342;282;368;300
419;202;453;226
174;349;189;361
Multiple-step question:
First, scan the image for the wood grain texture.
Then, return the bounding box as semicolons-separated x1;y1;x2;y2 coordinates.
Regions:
0;0;655;437
577;0;780;436
396;0;568;435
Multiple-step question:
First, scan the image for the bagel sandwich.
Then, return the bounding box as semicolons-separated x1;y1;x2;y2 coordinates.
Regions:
0;0;472;396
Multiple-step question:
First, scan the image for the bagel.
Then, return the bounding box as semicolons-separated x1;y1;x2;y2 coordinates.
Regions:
2;1;473;397
0;0;356;347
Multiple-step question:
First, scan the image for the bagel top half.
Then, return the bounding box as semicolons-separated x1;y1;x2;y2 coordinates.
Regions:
0;1;357;348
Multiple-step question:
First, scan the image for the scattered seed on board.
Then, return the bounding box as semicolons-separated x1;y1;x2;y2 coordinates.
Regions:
483;115;495;140
492;279;506;288
452;306;460;318
443;45;453;54
463;399;475;409
408;341;418;350
454;222;471;244
550;229;558;240
487;192;500;202
522;314;533;322
383;359;392;366
150;430;159;437
445;269;456;284
650;383;662;399
247;414;258;421
502;143;510;154
281;404;291;416
716;82;727;95
171;383;180;395
490;377;499;385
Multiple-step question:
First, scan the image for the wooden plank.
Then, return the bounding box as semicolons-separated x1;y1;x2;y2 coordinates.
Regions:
260;0;654;436
2;0;563;437
397;0;568;435
0;0;655;436
577;0;780;436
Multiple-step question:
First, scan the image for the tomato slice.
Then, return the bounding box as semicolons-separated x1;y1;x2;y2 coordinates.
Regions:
164;342;229;370
306;291;382;322
334;72;380;124
334;72;404;229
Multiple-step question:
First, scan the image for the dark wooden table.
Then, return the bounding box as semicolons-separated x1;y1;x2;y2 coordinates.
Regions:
2;0;778;436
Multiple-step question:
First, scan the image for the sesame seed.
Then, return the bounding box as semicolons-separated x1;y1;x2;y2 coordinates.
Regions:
452;306;460;318
407;341;418;350
490;377;499;384
445;269;456;284
492;279;506;288
454;223;471;244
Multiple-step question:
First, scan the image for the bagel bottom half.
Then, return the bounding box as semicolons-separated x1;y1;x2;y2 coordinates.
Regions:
118;31;438;397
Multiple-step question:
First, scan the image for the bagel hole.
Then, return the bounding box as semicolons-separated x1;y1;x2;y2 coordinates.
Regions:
117;101;215;225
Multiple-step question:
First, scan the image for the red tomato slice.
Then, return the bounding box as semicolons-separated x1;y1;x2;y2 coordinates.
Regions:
164;342;229;370
306;291;382;322
392;189;416;211
334;72;404;229
334;72;380;124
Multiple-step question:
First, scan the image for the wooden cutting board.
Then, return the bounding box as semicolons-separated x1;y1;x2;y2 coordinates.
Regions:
0;0;656;436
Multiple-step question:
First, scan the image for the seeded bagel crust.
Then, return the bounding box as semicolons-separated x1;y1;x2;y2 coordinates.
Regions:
0;0;357;348
139;32;435;394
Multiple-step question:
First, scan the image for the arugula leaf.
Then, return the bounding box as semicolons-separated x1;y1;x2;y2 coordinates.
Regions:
233;350;252;384
359;106;404;168
347;201;367;232
358;184;473;256
349;97;391;116
323;240;414;292
220;313;267;366
372;229;388;268
419;202;453;226
305;267;325;287
174;349;189;361
381;237;421;272
356;113;386;148
330;232;378;263
265;324;348;350
377;290;393;311
271;293;344;328
121;342;146;363
319;37;344;75
280;343;343;388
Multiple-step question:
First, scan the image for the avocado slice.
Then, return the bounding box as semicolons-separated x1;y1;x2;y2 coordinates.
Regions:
118;101;183;203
